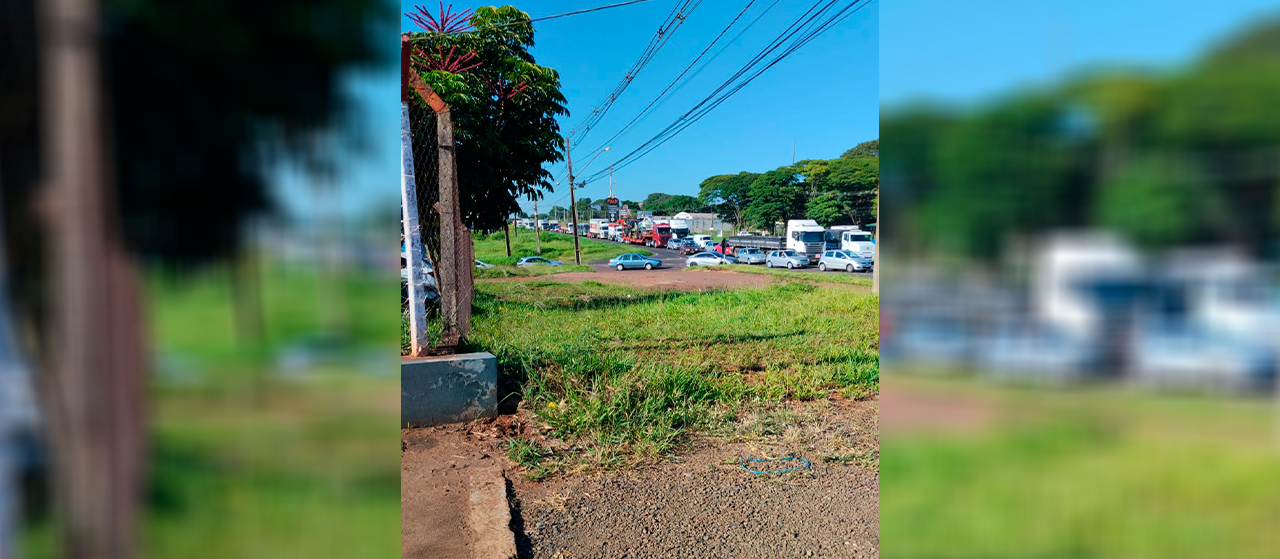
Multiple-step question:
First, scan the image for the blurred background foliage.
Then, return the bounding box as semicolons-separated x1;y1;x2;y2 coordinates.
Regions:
884;17;1280;261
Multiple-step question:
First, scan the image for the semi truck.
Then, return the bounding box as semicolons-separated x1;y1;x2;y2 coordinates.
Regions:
669;219;691;239
621;219;672;247
589;218;610;239
827;225;876;261
726;219;827;263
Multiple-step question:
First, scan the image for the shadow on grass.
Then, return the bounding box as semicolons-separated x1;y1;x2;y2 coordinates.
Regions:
614;329;811;352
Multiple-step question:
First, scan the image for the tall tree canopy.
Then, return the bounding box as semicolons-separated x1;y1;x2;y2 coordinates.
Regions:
884;17;1280;260
639;192;706;215
698;172;758;232
407;5;568;237
842;138;879;158
744;169;803;233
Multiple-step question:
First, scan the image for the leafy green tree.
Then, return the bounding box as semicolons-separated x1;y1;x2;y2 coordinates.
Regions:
407;5;569;243
1094;157;1203;249
842;138;879;158
744;169;802;233
639;192;704;215
698;172;757;231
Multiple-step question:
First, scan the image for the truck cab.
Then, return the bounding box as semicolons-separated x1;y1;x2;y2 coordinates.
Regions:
840;228;875;261
669;219;691;239
785;220;827;263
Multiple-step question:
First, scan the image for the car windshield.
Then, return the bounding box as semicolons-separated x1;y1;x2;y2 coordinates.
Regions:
799;231;824;243
845;232;873;243
782;250;798;257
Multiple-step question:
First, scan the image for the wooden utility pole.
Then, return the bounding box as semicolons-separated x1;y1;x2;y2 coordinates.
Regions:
41;0;145;556
565;141;583;265
404;39;472;346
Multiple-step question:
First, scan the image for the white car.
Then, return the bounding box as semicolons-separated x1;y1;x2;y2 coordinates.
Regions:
764;250;809;269
817;250;871;272
686;252;738;267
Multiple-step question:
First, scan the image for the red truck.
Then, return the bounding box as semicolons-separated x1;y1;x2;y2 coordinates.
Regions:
622;220;672;248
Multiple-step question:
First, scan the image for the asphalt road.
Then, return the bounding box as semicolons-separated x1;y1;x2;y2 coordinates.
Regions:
575;234;872;277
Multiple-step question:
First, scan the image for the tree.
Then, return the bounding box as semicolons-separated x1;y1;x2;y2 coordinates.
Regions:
842;138;879;158
407;5;569;250
639;192;704;215
1094;156;1203;249
698;172;757;231
744;169;802;233
2;1;393;557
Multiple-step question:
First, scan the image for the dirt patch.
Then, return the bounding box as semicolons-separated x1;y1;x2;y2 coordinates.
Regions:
508;399;879;558
403;398;879;558
879;378;996;435
401;426;500;559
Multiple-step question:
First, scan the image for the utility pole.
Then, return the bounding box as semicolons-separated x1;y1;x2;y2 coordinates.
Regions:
566;141;583;265
533;198;541;254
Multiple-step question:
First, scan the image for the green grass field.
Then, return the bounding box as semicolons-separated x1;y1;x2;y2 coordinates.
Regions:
25;260;399;559
471;230;650;271
689;263;874;287
881;377;1280;558
460;279;879;476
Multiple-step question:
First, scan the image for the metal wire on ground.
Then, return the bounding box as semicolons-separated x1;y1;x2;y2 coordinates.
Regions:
741;456;810;474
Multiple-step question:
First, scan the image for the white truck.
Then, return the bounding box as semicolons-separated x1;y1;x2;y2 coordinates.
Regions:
827;225;875;261
726;219;827;263
669;219;691;239
690;234;714;249
589;218;610;239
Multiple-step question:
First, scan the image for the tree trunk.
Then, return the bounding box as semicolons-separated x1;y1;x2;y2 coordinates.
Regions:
41;0;145;555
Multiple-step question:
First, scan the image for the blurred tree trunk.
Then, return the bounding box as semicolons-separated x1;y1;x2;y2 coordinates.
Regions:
40;0;144;557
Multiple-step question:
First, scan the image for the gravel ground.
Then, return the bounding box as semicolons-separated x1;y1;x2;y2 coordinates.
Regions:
401;398;879;559
509;398;879;559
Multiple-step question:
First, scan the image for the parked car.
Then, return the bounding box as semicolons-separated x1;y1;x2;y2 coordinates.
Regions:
817;250;871;272
765;250;809;269
686;252;737;267
679;242;703;255
735;247;767;265
475;260;493;269
516;256;563;267
665;237;685;250
608;253;663;270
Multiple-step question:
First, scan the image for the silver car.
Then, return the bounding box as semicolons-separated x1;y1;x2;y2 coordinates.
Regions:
817;250;871;272
764;250;808;269
516;256;563;267
608;253;662;270
686;252;737;267
735;247;767;265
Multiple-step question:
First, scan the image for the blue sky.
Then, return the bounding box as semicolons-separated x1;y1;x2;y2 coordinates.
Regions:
882;0;1280;107
395;0;879;214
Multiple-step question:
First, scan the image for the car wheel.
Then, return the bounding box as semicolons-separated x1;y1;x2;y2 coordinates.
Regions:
645;262;653;270
787;262;794;269
819;263;827;271
617;264;625;271
766;261;773;268
846;264;854;273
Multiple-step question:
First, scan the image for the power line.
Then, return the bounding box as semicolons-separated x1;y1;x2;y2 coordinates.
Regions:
574;0;760;165
407;0;664;38
583;0;872;184
564;0;704;145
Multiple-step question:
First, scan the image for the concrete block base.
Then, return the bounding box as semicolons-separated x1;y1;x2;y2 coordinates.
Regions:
402;352;497;426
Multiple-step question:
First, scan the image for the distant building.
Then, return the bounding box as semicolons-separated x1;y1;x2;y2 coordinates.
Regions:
674;212;733;233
